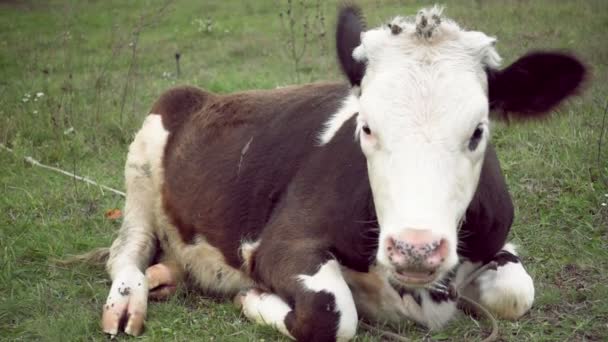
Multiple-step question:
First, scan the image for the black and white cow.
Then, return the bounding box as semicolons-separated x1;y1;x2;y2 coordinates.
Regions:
100;5;586;341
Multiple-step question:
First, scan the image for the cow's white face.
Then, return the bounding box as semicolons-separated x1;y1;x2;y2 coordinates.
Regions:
327;6;585;288
359;63;491;285
354;9;500;286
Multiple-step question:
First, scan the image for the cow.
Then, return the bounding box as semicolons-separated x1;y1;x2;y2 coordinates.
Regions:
99;5;586;341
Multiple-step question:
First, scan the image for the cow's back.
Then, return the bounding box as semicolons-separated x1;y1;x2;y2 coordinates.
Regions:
159;82;350;267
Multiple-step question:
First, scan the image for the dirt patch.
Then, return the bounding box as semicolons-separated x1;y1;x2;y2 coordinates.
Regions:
554;263;596;292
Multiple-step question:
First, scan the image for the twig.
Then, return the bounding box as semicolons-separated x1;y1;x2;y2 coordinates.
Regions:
119;0;174;125
0;143;125;197
360;321;411;341
278;0;318;83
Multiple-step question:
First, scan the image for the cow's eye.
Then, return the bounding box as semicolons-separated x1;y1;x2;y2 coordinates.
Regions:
468;125;484;151
362;124;372;135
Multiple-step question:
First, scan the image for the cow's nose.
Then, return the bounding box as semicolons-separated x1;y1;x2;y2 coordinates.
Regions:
385;229;448;273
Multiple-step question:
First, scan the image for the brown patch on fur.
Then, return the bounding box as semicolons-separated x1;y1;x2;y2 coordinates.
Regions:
284;291;340;341
160;82;351;268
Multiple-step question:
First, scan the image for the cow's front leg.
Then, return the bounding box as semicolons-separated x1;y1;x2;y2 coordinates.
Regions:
459;243;535;320
235;288;295;339
241;249;358;342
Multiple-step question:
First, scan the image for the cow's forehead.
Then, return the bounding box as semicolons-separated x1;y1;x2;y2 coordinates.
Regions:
355;7;502;79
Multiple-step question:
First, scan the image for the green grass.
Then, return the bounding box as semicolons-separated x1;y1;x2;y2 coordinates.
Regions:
1;0;607;340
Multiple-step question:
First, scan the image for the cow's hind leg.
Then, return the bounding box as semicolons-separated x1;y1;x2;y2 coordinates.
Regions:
460;243;535;320
103;115;169;336
146;260;183;300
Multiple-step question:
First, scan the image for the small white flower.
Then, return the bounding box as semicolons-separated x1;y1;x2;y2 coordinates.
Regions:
36;92;44;97
64;127;74;135
22;97;29;102
24;93;31;98
33;110;38;114
605;193;608;198
602;202;607;207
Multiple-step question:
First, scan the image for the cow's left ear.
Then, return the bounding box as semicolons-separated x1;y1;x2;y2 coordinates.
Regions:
336;4;366;87
487;51;587;119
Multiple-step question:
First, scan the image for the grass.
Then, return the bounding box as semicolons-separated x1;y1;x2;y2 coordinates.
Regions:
1;0;607;340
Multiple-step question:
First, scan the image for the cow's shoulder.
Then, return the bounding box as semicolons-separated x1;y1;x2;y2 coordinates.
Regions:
459;144;514;263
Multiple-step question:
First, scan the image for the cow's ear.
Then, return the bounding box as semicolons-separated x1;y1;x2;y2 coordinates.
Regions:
487;51;587;120
336;4;366;87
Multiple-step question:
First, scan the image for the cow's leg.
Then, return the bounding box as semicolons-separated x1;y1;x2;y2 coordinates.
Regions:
459;243;535;320
243;252;358;342
103;192;154;336
103;115;169;336
236;288;295;339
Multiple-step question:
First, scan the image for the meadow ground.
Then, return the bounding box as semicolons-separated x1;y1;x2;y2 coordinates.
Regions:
1;0;607;340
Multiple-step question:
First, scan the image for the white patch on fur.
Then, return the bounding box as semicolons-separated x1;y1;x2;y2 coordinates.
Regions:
317;94;360;145
241;290;295;340
477;243;535;320
240;239;260;271
418;291;458;330
104;114;169;336
298;260;358;341
107;114;169;279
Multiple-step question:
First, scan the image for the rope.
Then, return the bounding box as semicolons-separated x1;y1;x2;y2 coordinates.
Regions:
360;321;412;342
457;261;499;342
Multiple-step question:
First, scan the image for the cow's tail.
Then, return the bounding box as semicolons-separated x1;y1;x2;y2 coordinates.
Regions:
53;247;110;266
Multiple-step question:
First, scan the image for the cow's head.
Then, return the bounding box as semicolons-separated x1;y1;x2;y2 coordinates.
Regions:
323;5;586;288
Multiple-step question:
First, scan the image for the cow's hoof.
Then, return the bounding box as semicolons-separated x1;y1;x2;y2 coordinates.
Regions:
477;261;535;320
102;267;148;336
146;263;179;300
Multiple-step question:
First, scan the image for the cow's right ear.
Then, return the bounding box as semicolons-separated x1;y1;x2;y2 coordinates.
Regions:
336;4;366;87
487;51;587;120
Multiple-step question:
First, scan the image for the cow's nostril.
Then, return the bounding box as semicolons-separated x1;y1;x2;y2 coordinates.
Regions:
384;231;449;273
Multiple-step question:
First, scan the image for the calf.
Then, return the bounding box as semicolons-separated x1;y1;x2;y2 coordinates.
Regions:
101;5;586;341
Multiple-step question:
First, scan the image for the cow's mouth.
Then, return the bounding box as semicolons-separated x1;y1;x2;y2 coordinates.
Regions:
391;269;438;287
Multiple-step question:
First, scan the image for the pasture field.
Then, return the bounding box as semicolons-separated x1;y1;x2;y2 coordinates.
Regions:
1;0;607;340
